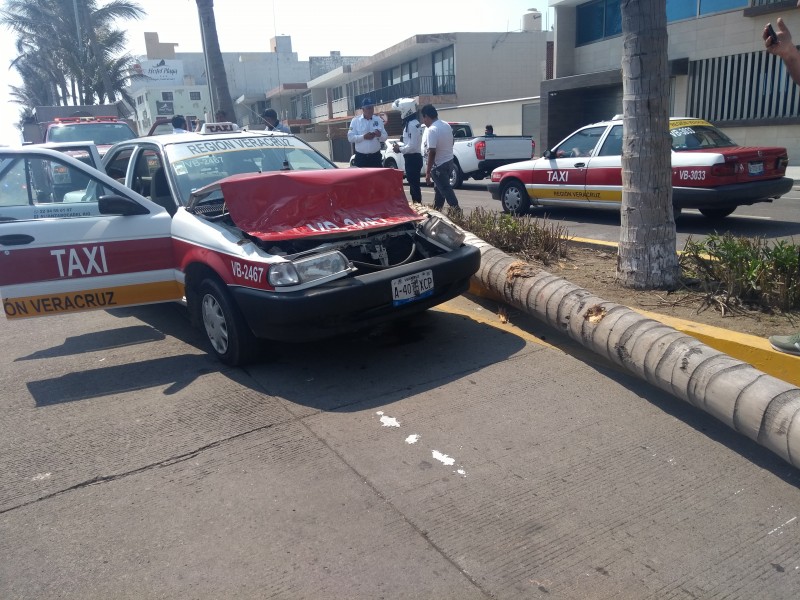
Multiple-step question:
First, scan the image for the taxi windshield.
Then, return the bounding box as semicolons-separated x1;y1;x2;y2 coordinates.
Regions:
164;134;335;203
670;121;736;152
48;123;136;145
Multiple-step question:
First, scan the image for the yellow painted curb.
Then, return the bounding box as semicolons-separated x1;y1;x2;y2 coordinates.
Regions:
467;278;800;387
632;309;800;387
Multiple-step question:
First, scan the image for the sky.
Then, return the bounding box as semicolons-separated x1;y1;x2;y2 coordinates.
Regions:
0;0;554;143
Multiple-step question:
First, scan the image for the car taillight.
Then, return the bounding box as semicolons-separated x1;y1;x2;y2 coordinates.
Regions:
475;140;486;160
777;154;789;171
710;161;738;177
531;140;536;158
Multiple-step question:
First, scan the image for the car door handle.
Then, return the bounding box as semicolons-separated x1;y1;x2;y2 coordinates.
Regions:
573;162;586;168
0;234;35;246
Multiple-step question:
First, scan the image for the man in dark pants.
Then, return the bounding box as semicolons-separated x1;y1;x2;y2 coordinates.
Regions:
421;104;459;210
348;98;388;168
391;97;423;203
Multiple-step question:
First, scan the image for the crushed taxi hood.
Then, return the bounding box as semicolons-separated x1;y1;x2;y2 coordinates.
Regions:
213;168;423;242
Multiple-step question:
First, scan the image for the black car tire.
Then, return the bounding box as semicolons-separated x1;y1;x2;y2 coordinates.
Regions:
384;157;398;169
699;206;736;219
500;180;531;215
199;278;256;366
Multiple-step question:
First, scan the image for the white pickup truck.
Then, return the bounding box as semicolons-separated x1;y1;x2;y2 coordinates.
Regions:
380;122;535;188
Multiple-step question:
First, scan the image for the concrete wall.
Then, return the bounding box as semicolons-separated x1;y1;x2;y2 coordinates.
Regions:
453;32;551;104
437;97;539;132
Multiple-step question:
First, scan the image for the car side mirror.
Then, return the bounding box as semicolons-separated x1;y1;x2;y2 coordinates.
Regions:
543;149;553;159
99;194;150;216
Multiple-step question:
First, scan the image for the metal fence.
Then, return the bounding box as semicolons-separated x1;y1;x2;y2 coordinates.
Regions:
354;76;456;109
687;48;800;122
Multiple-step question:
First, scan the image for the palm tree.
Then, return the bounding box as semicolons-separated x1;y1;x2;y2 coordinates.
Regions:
617;0;680;289
196;0;235;122
1;0;144;107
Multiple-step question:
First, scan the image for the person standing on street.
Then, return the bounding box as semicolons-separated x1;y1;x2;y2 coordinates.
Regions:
391;97;423;203
262;108;290;133
348;98;388;168
421;104;459;210
171;115;188;134
763;4;800;356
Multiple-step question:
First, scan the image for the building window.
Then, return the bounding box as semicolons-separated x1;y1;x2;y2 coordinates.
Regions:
666;0;747;21
381;60;418;88
577;0;749;39
698;0;747;14
136;95;144;105
687;48;800;122
189;91;201;100
432;46;455;94
576;0;621;45
161;91;174;101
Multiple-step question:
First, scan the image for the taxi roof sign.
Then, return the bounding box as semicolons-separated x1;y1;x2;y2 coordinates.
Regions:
200;122;239;134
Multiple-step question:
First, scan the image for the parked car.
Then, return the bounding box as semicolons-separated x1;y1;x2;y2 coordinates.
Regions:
488;116;792;219
0;125;480;365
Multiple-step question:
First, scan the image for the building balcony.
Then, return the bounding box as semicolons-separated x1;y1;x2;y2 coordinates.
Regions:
354;75;456;110
310;97;354;123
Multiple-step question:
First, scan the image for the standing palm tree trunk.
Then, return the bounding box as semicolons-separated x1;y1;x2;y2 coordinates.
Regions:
196;0;235;122
617;0;680;289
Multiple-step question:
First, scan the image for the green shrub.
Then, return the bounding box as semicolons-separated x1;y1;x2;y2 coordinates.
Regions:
444;206;570;264
680;233;800;310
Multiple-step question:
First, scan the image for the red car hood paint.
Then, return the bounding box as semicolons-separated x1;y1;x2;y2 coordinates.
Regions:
217;168;423;242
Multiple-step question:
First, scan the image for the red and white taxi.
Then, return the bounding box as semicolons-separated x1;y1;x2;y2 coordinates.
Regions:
0;124;479;365
489;117;792;219
45;116;137;156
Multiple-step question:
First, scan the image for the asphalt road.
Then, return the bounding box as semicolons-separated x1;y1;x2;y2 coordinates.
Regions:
438;180;800;247
2;293;799;598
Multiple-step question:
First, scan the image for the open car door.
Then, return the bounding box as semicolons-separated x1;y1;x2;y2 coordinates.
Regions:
0;147;182;320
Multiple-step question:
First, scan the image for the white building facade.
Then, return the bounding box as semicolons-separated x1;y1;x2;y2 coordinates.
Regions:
545;0;800;162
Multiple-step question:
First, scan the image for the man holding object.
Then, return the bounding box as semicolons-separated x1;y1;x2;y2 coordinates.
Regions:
348;98;388;168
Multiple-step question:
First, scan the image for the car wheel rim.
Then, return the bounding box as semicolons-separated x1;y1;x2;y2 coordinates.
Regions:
202;293;228;354
505;188;521;212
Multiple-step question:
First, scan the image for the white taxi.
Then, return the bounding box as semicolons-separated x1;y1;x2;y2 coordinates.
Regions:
489;117;792;219
0;124;480;365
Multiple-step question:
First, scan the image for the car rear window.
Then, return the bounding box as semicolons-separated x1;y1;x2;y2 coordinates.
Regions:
670;123;736;151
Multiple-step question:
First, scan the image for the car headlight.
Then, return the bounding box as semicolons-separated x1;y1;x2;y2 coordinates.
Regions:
419;216;465;251
268;251;351;288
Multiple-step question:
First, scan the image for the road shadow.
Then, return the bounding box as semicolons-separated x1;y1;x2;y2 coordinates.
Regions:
23;302;530;412
16;325;165;361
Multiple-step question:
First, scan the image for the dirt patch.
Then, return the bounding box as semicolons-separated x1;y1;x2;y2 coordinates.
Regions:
547;242;799;339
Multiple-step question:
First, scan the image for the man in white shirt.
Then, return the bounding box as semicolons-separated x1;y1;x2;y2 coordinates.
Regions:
262;108;290;133
171;115;188;134
348;98;388;167
421;104;459;210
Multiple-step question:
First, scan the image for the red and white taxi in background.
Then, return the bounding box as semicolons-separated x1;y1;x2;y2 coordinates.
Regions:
44;116;137;156
489;116;792;219
0;123;480;365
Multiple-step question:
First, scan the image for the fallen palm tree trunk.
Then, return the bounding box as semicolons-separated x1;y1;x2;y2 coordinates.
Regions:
464;231;800;468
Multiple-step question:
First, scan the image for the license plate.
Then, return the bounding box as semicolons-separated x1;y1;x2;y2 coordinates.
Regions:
748;161;764;175
391;270;434;306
